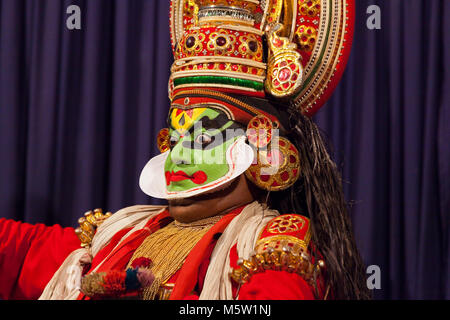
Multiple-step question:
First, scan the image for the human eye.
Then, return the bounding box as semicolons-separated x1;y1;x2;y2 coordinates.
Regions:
194;133;213;146
169;135;179;149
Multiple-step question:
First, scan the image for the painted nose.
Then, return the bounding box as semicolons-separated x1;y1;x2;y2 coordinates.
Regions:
169;139;193;165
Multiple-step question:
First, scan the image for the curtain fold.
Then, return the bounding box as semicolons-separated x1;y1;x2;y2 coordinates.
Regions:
0;0;448;299
315;0;449;299
0;0;171;228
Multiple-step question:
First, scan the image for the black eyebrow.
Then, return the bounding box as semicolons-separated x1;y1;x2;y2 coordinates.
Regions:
201;114;227;130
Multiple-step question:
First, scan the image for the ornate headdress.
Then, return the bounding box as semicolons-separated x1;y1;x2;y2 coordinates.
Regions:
169;0;354;116
140;0;354;198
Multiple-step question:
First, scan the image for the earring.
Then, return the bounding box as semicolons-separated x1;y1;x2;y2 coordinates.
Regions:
245;115;300;191
246;115;276;148
157;128;170;153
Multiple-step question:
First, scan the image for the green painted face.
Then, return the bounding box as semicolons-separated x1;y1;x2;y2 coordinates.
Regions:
164;107;245;192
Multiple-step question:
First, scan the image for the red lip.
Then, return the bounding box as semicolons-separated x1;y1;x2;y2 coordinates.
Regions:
165;170;207;186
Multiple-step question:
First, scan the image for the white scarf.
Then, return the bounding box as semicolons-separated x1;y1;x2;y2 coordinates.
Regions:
39;205;166;300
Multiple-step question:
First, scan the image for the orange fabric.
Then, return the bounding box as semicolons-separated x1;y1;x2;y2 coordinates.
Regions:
0;218;80;300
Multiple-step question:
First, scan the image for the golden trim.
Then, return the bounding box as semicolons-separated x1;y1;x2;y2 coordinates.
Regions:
265;0;283;26
173;56;267;69
172;60;266;72
288;0;298;41
255;234;308;251
267;215;306;233
294;0;347;113
173;83;260;93
173;88;265;116
157;283;175;300
172;70;265;82
229;248;324;287
217;24;264;36
199;16;255;26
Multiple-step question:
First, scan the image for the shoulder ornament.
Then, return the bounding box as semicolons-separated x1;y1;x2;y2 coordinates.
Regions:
230;214;325;286
74;208;113;248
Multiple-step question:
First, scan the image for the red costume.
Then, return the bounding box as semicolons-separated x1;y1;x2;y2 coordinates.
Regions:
0;205;324;300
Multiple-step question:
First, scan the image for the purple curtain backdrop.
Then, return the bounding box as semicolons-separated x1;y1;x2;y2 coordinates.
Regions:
0;0;448;299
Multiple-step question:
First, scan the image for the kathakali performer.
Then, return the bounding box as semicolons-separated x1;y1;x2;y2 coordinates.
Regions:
0;0;371;300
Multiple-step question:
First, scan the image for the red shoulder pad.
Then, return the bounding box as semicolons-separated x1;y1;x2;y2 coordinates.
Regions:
257;214;311;253
230;214;323;288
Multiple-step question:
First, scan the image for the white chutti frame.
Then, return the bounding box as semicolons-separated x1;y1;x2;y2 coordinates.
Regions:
139;136;254;200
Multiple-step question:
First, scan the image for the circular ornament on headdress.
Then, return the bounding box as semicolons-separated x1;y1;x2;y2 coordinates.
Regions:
245;136;300;191
266;57;304;98
264;25;305;99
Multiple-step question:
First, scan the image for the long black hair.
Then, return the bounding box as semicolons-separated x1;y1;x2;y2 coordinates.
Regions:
267;109;372;300
194;91;371;299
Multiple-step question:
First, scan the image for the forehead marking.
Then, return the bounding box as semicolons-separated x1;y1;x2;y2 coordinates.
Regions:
170;107;208;133
171;103;235;121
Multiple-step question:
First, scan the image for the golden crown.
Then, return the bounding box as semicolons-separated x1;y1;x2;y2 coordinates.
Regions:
169;0;354;116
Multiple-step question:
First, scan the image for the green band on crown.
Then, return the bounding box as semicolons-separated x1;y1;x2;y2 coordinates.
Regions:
173;76;264;91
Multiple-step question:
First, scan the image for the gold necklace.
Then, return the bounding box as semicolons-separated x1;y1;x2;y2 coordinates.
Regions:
127;214;224;300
